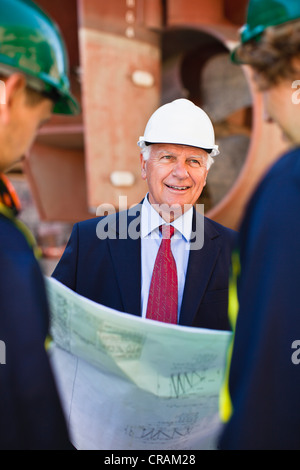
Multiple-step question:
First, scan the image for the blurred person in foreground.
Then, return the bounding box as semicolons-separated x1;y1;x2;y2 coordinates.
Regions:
219;0;300;450
0;0;80;449
53;99;236;330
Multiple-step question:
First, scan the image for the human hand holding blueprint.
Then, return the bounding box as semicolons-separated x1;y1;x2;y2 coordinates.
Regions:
45;277;232;450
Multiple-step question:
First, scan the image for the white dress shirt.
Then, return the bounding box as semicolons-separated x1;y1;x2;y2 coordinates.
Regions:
140;195;193;322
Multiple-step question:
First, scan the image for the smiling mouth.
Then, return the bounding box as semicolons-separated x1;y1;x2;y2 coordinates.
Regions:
165;184;191;191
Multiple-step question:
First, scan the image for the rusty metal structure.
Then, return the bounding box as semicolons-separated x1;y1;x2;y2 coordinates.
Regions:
23;0;288;232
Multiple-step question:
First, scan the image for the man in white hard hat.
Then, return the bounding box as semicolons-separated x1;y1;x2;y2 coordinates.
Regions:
53;99;236;329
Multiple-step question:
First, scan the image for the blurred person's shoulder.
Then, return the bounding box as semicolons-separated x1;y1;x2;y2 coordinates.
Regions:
0;214;34;255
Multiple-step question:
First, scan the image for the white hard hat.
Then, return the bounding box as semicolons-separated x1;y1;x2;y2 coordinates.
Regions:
138;99;220;157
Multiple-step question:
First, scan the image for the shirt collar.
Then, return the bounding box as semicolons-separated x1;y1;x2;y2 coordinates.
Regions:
141;194;193;242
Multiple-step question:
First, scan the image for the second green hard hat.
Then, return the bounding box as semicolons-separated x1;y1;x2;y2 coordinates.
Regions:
0;0;80;115
231;0;300;64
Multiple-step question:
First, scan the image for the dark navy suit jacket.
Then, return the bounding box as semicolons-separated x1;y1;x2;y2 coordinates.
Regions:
0;214;73;450
53;205;236;331
219;148;300;450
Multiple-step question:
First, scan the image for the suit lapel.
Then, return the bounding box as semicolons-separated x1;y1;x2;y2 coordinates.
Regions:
179;211;221;326
105;203;222;324
107;204;142;317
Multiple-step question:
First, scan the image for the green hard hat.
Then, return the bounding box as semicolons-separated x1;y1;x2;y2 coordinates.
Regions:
231;0;300;64
0;0;80;115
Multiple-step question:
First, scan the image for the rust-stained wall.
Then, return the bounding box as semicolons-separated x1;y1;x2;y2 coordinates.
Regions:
77;0;161;211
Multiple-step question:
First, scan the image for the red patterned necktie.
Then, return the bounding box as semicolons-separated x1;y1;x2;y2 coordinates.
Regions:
146;225;178;324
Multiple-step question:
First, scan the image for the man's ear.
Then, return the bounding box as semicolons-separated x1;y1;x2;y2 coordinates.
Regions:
140;153;147;180
0;74;26;124
292;57;300;74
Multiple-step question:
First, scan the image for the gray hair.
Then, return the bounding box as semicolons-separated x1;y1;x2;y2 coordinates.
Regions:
140;143;215;170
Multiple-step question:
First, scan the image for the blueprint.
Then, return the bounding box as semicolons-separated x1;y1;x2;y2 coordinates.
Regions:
45;277;232;450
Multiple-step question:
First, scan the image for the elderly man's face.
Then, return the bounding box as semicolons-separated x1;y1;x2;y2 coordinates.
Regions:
140;143;209;220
